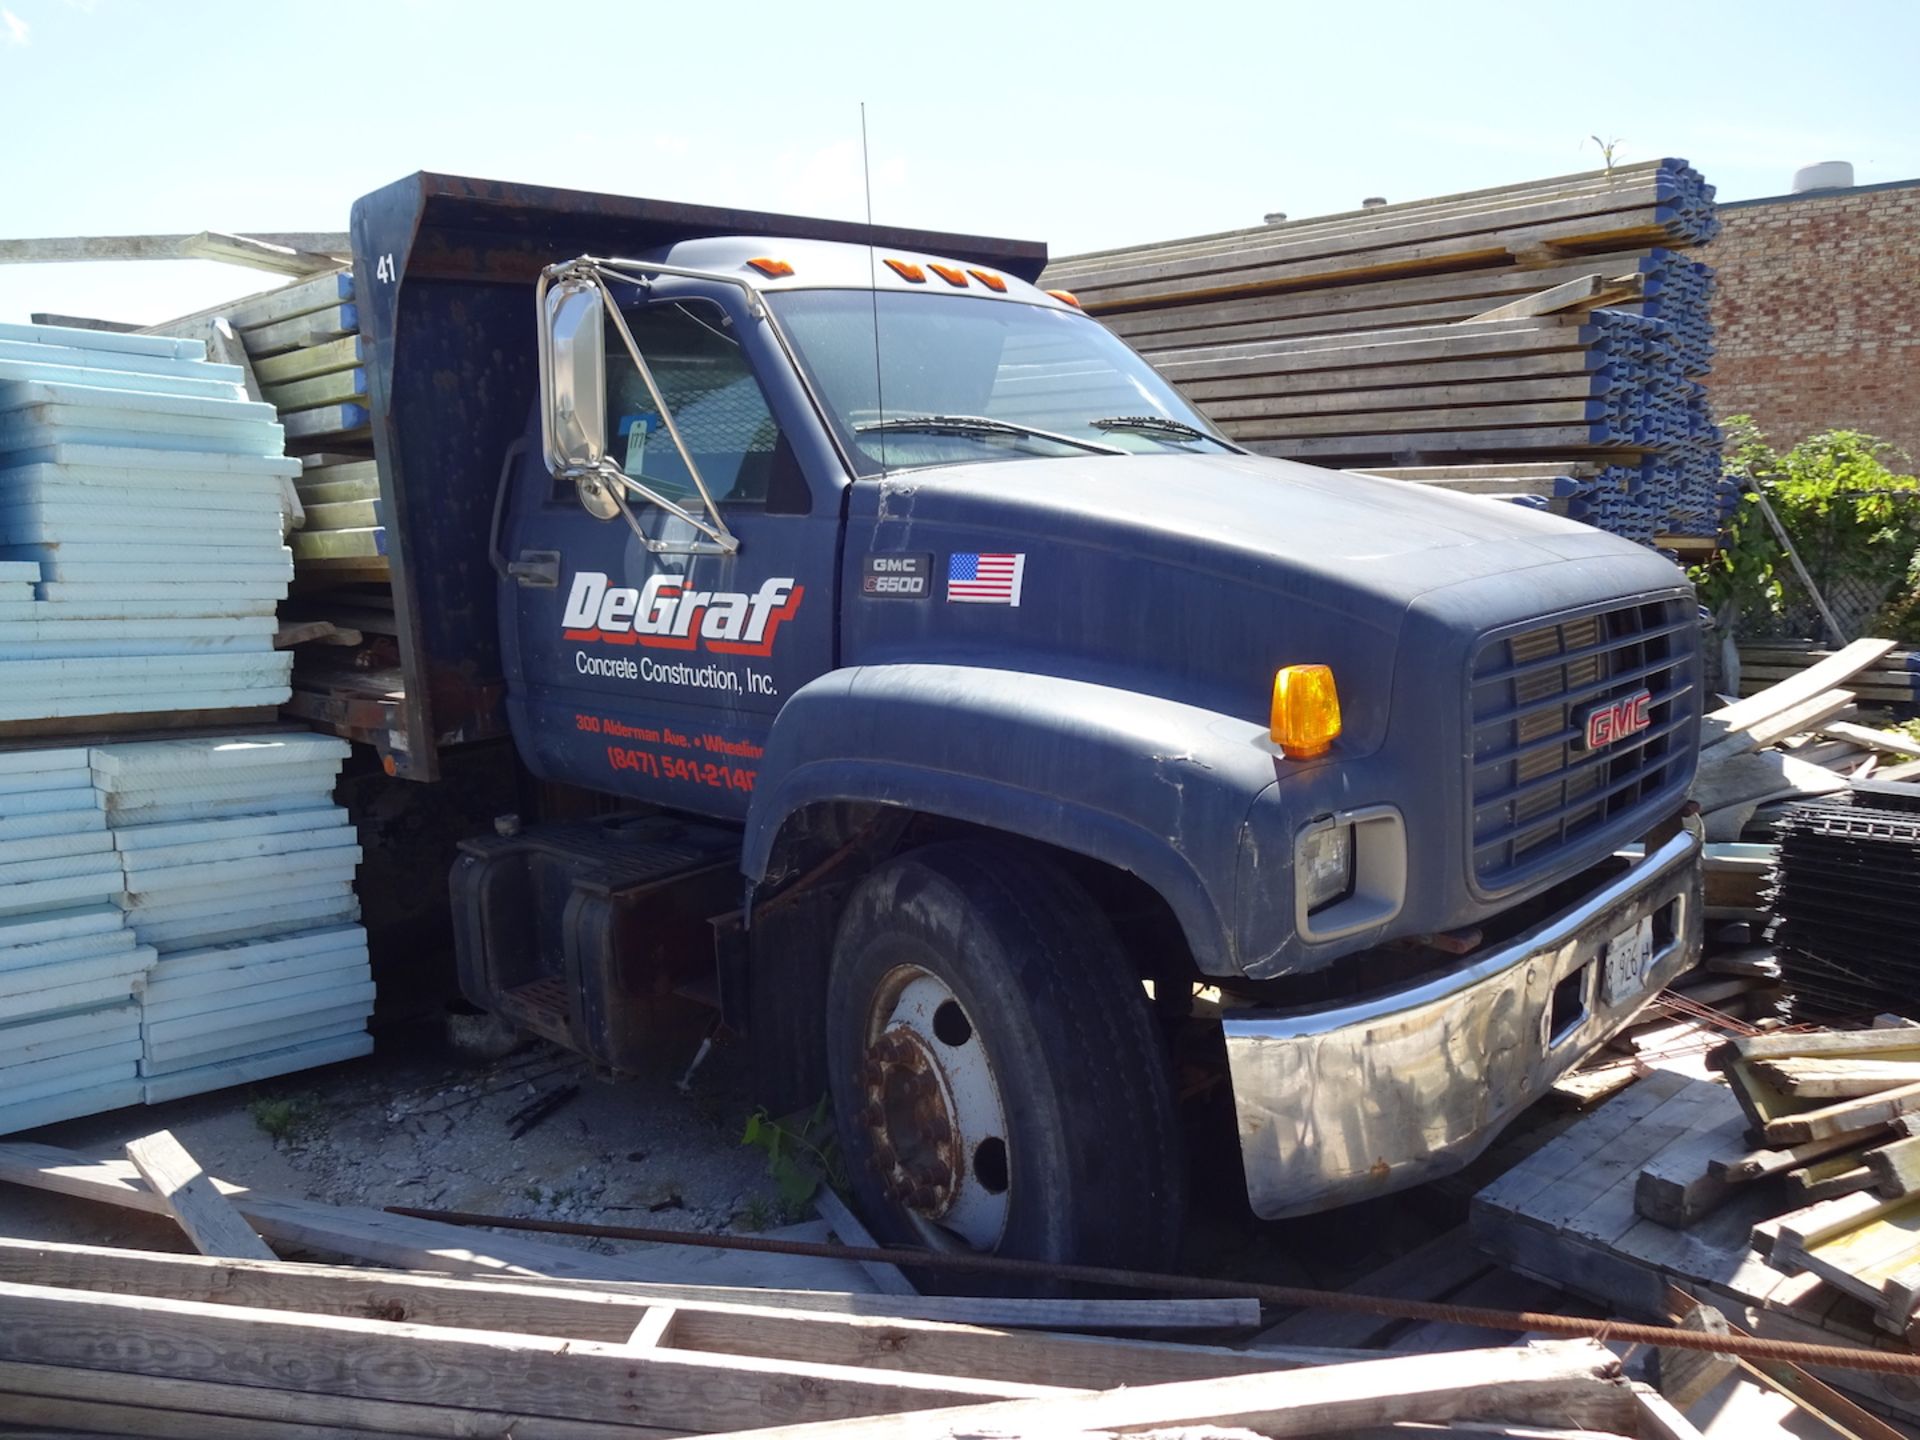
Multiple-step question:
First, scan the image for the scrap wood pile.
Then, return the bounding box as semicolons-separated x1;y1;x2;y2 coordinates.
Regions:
1042;160;1724;545
0;1136;1703;1440
1737;642;1920;712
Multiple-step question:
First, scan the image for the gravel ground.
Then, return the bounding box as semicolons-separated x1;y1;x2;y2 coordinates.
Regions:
0;1020;801;1254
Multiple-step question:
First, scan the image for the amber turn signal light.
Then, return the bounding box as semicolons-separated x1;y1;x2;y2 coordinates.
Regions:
1045;288;1081;308
884;259;927;282
1271;665;1341;758
745;257;794;277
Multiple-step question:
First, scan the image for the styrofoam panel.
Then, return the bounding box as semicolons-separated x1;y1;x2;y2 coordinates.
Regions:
0;928;139;975
120;827;359;875
0;524;285;554
0;652;293;685
0;789;103;819
0;324;206;362
26;600;280;622
140;1031;371;1103
112;807;349;852
137;899;360;953
143;977;375;1045
14;546;294;574
0;1018;143;1071
0;562;39;584
2;1056;141;1110
5;442;299;478
0;950;151;1002
0;772;93;801
122;848;363;900
141;1015;367;1076
0;496;282;527
0;975;143;1021
0;998;140;1049
0;687;292;724
0;809;106;842
40;582;290;604
143;951;371;1018
0;342;242;386
103;778;343;819
31;562;291;588
0;1038;143;1096
0;849;121;886
0;471;284;510
0;745;90;775
0;640;277;663
0;378;277;425
0;1075;143;1133
120;878;358;926
0;587;30;604
0;618;276;643
146;924;365;977
0;904;124;948
0;828;112;866
93;732;350;779
0;358;245;402
0;671;288;704
0;874;127;918
0;411;284;458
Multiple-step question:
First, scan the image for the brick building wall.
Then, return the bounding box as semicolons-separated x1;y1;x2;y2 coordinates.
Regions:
1701;178;1920;466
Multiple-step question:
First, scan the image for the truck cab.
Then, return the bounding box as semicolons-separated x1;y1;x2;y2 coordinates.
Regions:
348;174;1704;1269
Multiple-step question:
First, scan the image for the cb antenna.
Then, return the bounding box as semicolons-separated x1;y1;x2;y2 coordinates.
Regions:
860;102;887;473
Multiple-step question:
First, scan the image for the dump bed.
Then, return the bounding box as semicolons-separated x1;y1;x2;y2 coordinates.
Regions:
322;171;1047;780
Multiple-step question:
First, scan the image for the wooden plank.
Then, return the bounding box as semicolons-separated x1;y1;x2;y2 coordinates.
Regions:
1712;1125;1894;1184
1705;640;1899;735
252;334;363;385
1206;374;1606;421
812;1184;916;1298
262;367;367;413
1253;1225;1492;1350
1784;1155;1878;1204
1821;720;1920;760
304;499;382;531
693;1340;1632;1440
0;1142;883;1295
0;1279;1056;1430
0;1359;667;1440
1630;1384;1710;1440
1245;427;1631;460
1734;1030;1920;1062
1765;1083;1920;1145
123;1130;275;1261
1635;1110;1750;1227
240;304;359;358
1464;272;1643;323
1698;689;1857;763
1867;1135;1920;1198
1750;1057;1920;1099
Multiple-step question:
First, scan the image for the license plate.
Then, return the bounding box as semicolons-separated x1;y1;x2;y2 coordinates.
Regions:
1602;915;1655;1005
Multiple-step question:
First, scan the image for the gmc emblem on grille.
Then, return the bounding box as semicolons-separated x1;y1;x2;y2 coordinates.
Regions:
1582;690;1653;750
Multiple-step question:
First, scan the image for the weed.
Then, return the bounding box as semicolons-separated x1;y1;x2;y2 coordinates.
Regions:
740;1094;843;1209
247;1094;314;1141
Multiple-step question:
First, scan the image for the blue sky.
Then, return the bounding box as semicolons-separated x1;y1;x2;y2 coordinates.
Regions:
2;0;1916;325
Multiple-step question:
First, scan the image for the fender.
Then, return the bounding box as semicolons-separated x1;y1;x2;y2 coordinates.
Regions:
742;664;1284;977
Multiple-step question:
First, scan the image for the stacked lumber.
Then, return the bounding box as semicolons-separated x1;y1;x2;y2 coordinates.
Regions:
1693;637;1906;842
291;452;387;579
1738;641;1920;711
0;322;297;728
90;733;371;1100
1768;785;1920;1017
224;269;370;448
0;745;152;1131
0;1134;1667;1440
1044;161;1723;545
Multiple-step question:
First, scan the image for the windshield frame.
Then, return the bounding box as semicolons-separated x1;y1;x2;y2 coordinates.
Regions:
767;288;1240;479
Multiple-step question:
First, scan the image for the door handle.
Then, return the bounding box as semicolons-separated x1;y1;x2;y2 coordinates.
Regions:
509;550;561;588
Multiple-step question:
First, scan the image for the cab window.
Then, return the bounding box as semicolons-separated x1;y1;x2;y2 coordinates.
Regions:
605;300;784;506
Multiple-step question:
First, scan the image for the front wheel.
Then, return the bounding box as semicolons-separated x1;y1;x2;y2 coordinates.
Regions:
824;841;1187;1270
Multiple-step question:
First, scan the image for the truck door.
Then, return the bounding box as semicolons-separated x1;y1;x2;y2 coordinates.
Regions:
501;285;839;819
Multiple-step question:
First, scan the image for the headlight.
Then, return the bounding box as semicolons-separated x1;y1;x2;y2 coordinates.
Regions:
1298;820;1355;914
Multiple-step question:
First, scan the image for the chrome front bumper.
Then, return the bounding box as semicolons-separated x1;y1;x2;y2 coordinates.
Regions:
1223;825;1703;1219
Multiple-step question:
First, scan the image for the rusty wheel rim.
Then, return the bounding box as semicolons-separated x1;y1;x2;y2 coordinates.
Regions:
857;964;1011;1251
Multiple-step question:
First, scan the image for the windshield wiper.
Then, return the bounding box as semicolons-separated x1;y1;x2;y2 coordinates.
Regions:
1090;414;1228;446
855;413;1126;457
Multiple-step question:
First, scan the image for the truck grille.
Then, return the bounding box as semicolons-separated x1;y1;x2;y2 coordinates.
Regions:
1469;597;1697;890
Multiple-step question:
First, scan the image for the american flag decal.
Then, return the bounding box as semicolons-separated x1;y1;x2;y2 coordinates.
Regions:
946;552;1025;606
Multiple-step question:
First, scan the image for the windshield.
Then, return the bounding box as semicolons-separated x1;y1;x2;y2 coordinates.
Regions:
769;290;1234;475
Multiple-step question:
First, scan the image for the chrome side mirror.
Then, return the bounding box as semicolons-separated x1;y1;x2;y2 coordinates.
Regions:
539;277;608;476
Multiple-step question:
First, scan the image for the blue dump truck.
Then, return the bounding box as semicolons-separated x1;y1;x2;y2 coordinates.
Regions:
338;173;1703;1269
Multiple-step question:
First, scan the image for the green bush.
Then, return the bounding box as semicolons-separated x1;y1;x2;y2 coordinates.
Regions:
1692;418;1920;643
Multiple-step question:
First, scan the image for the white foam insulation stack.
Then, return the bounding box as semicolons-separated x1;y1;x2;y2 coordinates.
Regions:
0;322;297;724
0;747;152;1130
93;734;372;1104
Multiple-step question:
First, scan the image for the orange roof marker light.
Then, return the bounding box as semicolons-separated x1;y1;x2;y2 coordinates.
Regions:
927;263;970;288
968;269;1008;292
884;259;926;283
1046;289;1081;308
746;257;794;277
1270;664;1342;759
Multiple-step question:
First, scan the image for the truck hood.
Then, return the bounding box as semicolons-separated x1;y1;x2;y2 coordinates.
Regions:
845;450;1690;753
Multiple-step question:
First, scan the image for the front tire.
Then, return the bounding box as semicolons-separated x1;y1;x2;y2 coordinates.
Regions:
825;841;1186;1270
